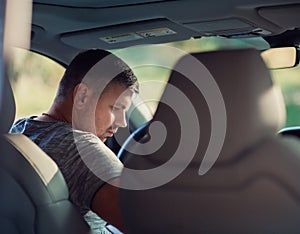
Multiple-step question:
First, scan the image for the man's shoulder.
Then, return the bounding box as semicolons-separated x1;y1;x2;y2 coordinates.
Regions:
10;117;74;141
9;117;104;151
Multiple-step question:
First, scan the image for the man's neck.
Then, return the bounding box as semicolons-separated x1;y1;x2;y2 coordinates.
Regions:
37;97;73;123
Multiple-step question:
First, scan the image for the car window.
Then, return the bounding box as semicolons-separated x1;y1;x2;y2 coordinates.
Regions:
8;48;64;119
271;65;300;127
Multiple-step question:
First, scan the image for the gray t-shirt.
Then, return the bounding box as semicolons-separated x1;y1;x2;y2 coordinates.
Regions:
10;117;123;233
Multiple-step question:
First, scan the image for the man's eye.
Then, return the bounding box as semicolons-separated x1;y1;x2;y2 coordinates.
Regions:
112;106;121;111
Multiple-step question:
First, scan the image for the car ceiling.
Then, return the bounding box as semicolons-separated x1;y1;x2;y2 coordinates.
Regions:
31;0;300;64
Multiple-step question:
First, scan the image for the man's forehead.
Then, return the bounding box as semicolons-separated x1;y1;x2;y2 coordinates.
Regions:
100;83;133;104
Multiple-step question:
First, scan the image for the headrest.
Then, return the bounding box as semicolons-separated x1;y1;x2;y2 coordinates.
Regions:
3;134;68;202
154;49;286;164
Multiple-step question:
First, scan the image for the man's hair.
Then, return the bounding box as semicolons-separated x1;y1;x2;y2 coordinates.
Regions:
55;49;138;101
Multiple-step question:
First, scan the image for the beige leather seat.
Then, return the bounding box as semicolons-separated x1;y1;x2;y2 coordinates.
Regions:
119;49;300;233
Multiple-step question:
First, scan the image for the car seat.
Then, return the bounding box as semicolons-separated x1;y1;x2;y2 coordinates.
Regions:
119;49;300;233
0;50;92;234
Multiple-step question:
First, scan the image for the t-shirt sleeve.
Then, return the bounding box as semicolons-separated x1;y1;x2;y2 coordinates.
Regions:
65;131;123;215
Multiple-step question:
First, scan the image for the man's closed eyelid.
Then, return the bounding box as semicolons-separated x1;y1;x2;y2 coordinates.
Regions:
113;104;128;110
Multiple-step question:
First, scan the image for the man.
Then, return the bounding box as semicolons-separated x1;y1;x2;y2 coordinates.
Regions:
10;49;139;233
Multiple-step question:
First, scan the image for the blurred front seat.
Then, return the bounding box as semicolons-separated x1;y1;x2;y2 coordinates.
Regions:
119;49;300;233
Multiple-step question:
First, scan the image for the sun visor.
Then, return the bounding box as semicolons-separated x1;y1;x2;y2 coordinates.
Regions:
60;18;198;50
258;4;300;29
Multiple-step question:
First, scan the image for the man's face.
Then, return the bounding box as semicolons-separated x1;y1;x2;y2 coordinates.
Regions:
94;83;133;142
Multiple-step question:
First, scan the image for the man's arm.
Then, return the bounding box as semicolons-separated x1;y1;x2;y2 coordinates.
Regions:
91;178;123;232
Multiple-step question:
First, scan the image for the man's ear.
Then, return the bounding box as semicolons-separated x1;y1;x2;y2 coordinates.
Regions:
73;83;90;109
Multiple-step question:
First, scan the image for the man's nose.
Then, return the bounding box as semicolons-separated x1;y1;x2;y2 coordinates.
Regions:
114;111;127;128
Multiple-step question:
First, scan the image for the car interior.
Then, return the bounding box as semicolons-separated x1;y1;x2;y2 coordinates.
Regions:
1;0;300;233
